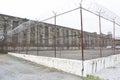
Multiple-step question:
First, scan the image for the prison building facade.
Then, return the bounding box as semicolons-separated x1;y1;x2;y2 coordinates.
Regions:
0;14;113;51
7;22;113;51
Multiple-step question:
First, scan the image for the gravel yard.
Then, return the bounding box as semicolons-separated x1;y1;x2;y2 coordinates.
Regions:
16;49;120;60
0;54;82;80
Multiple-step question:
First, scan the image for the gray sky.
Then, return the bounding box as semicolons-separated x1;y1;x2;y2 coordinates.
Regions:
0;0;120;36
0;0;119;19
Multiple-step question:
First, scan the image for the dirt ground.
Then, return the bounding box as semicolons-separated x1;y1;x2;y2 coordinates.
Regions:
0;54;82;80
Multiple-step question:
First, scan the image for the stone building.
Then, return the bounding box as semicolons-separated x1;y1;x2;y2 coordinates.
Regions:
0;14;113;50
0;14;28;35
115;38;120;46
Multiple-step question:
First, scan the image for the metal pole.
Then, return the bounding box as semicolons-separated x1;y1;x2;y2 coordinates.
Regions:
80;0;84;77
113;20;115;55
26;30;28;54
80;0;84;61
53;11;57;57
19;33;21;53
37;25;38;55
99;14;102;57
3;18;8;53
18;33;20;53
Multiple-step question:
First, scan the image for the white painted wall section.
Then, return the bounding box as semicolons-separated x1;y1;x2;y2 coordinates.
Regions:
84;54;120;76
8;52;120;77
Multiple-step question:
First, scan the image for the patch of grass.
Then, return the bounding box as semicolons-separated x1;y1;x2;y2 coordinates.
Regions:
85;75;104;80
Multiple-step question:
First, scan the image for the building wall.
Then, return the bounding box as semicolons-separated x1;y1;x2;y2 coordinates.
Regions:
0;14;113;50
0;14;28;35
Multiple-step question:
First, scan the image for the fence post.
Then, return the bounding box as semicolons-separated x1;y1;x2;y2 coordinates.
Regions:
53;11;57;57
98;14;103;57
80;0;84;77
113;18;116;55
37;24;39;56
26;30;28;54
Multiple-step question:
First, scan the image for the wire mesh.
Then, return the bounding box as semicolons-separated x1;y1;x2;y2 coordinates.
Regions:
0;0;120;61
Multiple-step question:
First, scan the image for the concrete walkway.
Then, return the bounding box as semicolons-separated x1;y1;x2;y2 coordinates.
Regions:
0;54;82;80
93;62;120;80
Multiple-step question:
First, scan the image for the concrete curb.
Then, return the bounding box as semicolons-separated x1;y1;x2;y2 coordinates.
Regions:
8;52;120;77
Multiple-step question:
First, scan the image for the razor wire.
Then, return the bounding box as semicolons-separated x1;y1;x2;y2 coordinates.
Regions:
81;0;120;26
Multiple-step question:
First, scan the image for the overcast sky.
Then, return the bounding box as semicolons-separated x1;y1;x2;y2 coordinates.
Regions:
0;0;119;19
0;0;120;36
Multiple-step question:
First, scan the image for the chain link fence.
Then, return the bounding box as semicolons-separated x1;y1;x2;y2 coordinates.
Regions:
1;0;120;60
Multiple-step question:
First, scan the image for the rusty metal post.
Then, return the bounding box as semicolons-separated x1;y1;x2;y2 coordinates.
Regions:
3;18;8;53
18;33;21;53
11;36;12;52
80;0;84;77
98;14;102;57
18;33;20;53
53;11;57;57
113;20;116;55
36;25;38;56
80;0;84;61
26;30;28;54
11;33;13;52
